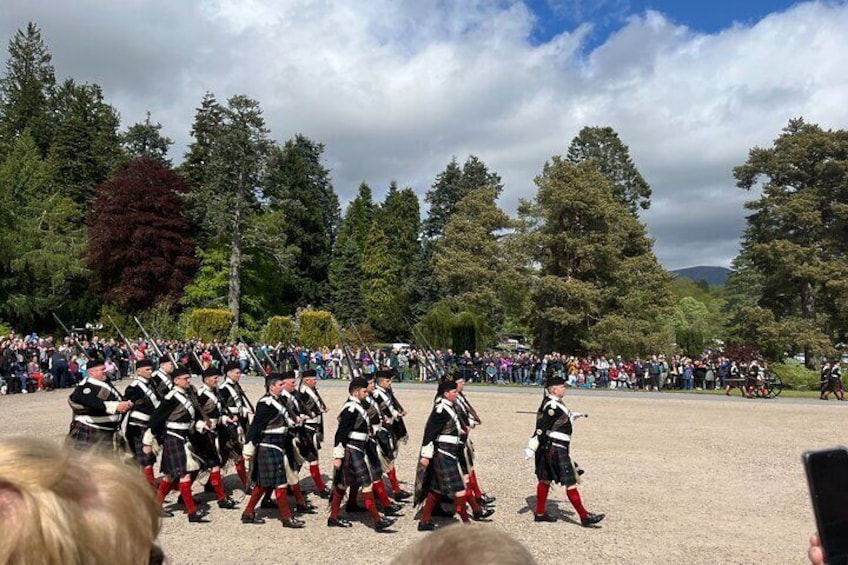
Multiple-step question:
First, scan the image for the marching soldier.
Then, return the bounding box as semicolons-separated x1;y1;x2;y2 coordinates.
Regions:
196;366;238;509
820;360;845;401
326;377;396;531
145;366;209;523
525;374;604;526
239;373;305;528
372;370;412;501
151;354;175;398
415;379;493;532
297;368;332;497
123;359;162;485
360;373;403;516
453;372;496;506
218;361;253;490
66;357;132;452
277;370;317;514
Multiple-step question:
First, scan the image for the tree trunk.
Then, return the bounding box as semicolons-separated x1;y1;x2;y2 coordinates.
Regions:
801;280;816;369
228;174;243;339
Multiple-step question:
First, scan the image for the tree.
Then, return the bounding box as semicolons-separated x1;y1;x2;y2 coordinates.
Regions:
179;92;224;194
0;22;56;157
567;126;651;214
518;158;672;356
733;118;848;366
329;182;375;323
265;134;340;308
86;158;196;312
671;297;710;358
361;221;404;339
49;79;122;206
121;111;173;164
424;155;502;239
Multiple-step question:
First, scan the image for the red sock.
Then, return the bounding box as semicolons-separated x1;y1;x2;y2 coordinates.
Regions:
156;478;172;505
290;483;306;505
536;482;550;515
468;471;483;498
387;468;402;494
179;481;197;515
330;487;344;519
362;491;382;522
274;486;293;520
348;485;360;506
566;487;588;520
372;480;392;507
244;486;266;514
235;459;248;487
309;463;326;491
421;492;440;522
455;494;471;523
142;466;155;487
210;470;227;501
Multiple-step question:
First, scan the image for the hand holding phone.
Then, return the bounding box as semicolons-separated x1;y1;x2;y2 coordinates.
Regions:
803;447;848;565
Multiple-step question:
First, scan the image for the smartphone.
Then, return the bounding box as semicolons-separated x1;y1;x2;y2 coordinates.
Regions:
803;447;848;565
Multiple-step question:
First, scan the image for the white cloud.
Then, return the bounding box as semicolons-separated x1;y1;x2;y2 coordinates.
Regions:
2;0;847;269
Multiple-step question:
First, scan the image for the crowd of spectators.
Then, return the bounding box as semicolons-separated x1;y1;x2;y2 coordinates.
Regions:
0;329;761;395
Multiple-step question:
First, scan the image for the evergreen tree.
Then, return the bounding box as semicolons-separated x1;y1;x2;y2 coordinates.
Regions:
567;126;651;214
732;118;848;364
424;155;502;239
328;183;375;324
86;158;196;311
121;111;173;165
265;134;340;308
519;158;672;356
179;92;223;193
0;22;56;157
361;220;404;338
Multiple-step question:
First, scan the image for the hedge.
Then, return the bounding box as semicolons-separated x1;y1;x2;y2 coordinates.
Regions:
265;316;295;345
185;309;234;342
297;309;338;349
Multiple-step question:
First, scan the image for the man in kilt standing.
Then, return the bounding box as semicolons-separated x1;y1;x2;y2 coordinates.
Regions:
326;377;396;531
196;366;238;509
218;361;253;490
67;358;132;452
415;379;493;532
144;365;209;523
525;374;604;526
123;359;162;486
239;373;305;528
297;368;332;497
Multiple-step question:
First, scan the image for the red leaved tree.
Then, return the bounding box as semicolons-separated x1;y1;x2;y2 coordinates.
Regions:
87;158;197;311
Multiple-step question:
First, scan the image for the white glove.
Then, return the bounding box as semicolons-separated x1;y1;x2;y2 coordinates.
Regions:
524;447;535;460
243;442;256;458
194;420;207;433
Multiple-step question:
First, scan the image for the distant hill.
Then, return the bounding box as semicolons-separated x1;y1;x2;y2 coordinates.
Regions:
670;266;732;286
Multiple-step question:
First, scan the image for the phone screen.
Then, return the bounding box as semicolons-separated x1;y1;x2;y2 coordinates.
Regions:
806;448;848;564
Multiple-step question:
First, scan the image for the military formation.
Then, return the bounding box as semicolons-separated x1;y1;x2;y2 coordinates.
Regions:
66;344;605;533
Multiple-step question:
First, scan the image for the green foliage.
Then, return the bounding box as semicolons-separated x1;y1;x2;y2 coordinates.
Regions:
567;126;651;214
770;360;819;390
120;111;173;165
185;308;234;342
671;297;711;357
361;221;404;338
0;321;12;336
265;315;295;345
297;309;337;349
451;311;477;353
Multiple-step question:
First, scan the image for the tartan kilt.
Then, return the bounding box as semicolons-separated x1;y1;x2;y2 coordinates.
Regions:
160;434;202;478
125;425;156;467
458;437;474;474
194;432;223;469
432;444;465;495
253;443;289;488
300;426;321;463
221;422;244;461
375;429;396;463
536;440;578;487
343;440;377;488
67;422;118;452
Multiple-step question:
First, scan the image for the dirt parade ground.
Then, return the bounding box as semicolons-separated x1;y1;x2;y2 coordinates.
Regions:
2;379;840;564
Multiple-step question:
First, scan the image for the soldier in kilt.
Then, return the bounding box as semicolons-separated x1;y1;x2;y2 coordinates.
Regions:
453;372;496;506
218;361;252;490
373;370;412;502
239;373;305;528
123;359;162;486
327;377;396;532
820;360;845;401
145;366;209;523
359;374;403;516
67;358;133;453
196;366;237;509
416;379;494;532
525;374;604;526
298;368;331;497
151;354;175;398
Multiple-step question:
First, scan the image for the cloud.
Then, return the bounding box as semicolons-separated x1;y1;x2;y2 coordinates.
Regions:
1;0;847;269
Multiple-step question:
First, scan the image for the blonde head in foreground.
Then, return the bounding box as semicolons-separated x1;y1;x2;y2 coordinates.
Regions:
390;524;537;565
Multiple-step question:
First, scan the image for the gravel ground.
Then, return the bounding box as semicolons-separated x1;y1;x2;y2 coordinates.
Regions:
2;380;839;564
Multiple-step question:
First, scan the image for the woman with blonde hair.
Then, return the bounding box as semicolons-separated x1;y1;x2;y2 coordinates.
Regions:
0;437;163;565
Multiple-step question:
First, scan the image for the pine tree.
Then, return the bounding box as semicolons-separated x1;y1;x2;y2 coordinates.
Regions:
86;158;197;312
121;111;173;164
361;220;404;338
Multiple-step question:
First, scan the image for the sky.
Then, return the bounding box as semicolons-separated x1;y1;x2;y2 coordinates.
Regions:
1;0;846;270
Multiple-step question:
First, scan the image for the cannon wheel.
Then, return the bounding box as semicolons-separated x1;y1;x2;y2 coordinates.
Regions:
763;372;783;398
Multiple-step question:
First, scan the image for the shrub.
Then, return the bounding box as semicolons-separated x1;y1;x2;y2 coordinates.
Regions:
265;316;295;345
770;360;819;390
297;309;338;349
185;309;234;342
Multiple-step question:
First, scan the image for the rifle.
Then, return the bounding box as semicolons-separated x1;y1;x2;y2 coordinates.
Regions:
52;312;89;361
405;319;442;379
106;315;138;359
351;326;379;370
336;327;360;379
